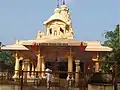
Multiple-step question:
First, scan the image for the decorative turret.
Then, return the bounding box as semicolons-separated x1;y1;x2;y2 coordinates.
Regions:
43;2;74;39
36;31;45;39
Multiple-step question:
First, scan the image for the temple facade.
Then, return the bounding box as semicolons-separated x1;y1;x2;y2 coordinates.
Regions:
1;2;112;81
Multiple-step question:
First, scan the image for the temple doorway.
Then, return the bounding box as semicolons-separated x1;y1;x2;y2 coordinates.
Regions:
45;60;68;78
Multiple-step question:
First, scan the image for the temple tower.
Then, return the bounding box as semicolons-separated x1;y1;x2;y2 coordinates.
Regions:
43;2;74;39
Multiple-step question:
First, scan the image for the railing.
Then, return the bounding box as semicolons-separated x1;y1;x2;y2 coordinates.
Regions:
0;70;117;90
0;61;118;90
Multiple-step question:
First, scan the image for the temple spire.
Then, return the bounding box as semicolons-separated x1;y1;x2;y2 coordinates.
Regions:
62;0;66;5
57;0;59;8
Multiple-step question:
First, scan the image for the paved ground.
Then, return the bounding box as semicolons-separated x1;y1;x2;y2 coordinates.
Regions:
1;84;120;90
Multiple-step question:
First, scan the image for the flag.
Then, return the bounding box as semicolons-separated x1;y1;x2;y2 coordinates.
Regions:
80;42;86;51
32;42;37;52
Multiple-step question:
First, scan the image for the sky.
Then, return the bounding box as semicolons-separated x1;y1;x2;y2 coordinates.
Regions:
0;0;118;44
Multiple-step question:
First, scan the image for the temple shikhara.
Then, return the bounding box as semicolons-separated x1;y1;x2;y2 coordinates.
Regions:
1;1;112;82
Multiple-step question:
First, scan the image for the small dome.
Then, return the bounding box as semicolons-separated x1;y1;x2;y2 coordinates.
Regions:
61;5;67;10
54;8;61;13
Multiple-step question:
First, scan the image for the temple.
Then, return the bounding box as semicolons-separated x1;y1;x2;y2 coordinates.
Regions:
1;2;112;82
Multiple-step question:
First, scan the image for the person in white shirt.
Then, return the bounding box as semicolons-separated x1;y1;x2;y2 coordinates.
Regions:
45;67;52;89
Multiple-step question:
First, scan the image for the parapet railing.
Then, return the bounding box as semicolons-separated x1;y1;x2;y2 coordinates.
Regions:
0;61;118;90
0;70;117;89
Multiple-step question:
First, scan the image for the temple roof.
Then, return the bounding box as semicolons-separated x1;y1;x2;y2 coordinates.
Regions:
43;5;71;25
43;13;68;25
1;44;29;50
85;45;112;51
85;41;112;51
18;39;112;51
1;40;112;52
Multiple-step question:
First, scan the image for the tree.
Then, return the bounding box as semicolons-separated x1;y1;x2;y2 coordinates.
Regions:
103;24;120;75
0;42;15;66
103;24;120;61
0;51;15;70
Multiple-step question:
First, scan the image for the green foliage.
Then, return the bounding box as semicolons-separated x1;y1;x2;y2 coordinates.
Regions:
103;24;120;61
0;51;15;67
103;24;120;76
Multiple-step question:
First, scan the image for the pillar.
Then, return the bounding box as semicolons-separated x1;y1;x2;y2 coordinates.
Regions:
68;56;73;73
22;61;24;70
75;60;80;86
13;52;19;79
41;56;46;78
37;49;42;78
92;52;99;72
31;62;35;78
95;62;99;72
23;59;29;83
95;52;99;72
67;48;73;80
27;61;31;78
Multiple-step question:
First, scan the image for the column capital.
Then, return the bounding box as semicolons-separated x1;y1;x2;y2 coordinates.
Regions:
15;52;19;57
75;60;80;65
19;56;23;60
75;60;80;63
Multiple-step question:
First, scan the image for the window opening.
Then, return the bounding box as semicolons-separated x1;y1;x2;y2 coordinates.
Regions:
60;28;64;33
50;28;52;34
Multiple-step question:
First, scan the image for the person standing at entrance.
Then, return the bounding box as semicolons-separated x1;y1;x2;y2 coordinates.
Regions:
45;67;52;89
